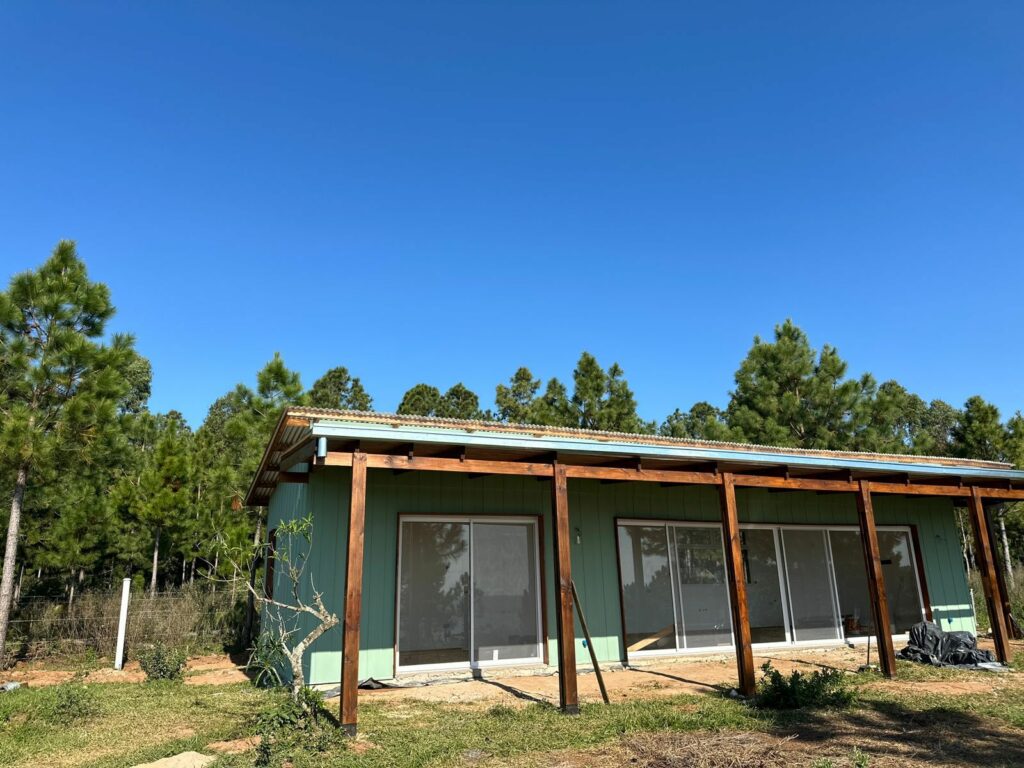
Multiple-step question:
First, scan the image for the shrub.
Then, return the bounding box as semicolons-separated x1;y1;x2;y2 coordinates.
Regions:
138;643;187;681
254;687;337;765
754;662;855;710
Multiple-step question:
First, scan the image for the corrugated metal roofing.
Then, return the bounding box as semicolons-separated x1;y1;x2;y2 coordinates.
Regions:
291;407;1012;470
245;407;1024;506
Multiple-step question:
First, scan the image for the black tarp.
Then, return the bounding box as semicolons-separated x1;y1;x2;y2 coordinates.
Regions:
897;621;1000;668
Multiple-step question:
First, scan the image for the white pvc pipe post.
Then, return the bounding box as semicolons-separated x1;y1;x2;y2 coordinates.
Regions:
114;578;131;670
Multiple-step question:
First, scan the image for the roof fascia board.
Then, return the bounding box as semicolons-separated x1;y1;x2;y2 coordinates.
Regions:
310;420;1024;482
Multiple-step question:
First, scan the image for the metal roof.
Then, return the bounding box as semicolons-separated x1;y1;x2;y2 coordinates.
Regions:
245;407;1024;506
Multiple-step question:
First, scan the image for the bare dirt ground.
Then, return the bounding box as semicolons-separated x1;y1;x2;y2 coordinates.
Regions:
3;652;249;687
361;640;1018;708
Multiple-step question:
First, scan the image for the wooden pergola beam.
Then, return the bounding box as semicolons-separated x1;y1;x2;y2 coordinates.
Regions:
340;452;368;736
718;473;755;696
309;451;1024;500
967;487;1012;663
855;480;896;677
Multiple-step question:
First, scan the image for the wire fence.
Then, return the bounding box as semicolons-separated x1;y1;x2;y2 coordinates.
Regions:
5;586;246;663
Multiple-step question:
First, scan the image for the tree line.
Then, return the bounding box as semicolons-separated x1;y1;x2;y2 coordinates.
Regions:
1;242;1022;661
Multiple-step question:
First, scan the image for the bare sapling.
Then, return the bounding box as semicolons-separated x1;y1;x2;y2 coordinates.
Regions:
219;514;337;703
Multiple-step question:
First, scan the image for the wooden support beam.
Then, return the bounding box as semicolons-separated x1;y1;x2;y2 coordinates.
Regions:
276;439;315;472
551;461;578;714
564;464;719;485
718;473;755;697
967;487;1012;663
855;480;896;678
313;451;1024;500
340;452;367;736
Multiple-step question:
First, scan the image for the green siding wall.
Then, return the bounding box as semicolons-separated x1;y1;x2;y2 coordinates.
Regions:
266;470;974;686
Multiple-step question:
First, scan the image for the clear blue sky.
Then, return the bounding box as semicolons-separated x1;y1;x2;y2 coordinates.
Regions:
2;3;1022;428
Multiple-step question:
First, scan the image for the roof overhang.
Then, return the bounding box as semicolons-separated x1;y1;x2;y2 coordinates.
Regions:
245;408;1024;507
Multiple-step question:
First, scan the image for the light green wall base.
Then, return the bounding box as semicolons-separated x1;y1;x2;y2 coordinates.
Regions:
265;470;973;686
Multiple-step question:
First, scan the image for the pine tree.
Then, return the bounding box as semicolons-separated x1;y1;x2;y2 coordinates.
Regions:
0;242;140;662
725;320;871;449
952;396;1007;462
495;367;541;423
397;384;442;416
308;366;372;411
396;383;484;419
660;402;737;441
860;381;929;454
436;384;484;420
566;353;646;432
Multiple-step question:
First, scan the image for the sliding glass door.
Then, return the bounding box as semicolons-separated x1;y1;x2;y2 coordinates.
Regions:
780;529;842;642
397;517;542;671
472;521;542;665
398;521;471;668
741;528;789;644
617;522;732;655
828;529;926;637
673;527;733;648
618;525;677;652
618;520;926;657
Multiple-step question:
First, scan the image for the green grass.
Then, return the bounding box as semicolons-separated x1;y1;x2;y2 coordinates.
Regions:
0;681;276;768
2;667;1023;768
219;693;775;768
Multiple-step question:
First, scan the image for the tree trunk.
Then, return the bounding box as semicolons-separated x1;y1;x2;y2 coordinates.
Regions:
958;508;974;575
13;564;24;604
1000;512;1015;589
242;518;262;647
68;576;76;610
190;558;196;585
211;553;219;593
149;527;161;598
0;465;30;667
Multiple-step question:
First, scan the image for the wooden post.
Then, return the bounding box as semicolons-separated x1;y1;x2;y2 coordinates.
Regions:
718;473;755;697
551;461;579;714
340;452;368;736
855;481;896;678
967;487;1011;663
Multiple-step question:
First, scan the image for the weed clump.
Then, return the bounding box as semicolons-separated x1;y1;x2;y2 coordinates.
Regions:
754;662;855;710
138;643;187;681
254;687;343;766
42;681;98;725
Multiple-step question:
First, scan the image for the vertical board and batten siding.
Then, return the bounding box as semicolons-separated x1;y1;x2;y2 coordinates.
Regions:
265;470;974;686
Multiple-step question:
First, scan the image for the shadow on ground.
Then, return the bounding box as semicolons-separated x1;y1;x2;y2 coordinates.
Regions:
772;697;1024;767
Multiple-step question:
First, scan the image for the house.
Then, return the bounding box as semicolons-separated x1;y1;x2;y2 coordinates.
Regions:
246;408;1024;735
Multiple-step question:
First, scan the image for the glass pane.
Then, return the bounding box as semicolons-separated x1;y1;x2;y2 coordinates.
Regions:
829;531;874;638
617;525;677;652
829;530;925;637
742;529;788;643
673;526;733;648
472;522;541;663
781;529;841;642
398;521;470;667
878;530;925;633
